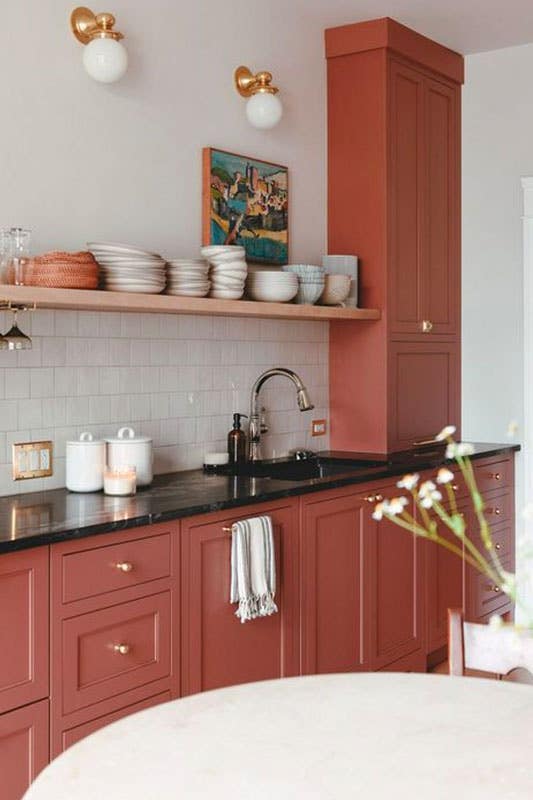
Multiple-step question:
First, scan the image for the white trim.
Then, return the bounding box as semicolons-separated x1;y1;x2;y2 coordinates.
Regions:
521;177;533;619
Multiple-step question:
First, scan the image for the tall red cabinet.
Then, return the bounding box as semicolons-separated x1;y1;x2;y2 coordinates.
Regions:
326;18;464;453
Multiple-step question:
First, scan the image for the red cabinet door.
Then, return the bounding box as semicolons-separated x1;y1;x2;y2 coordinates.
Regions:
389;58;425;336
0;699;49;800
181;500;300;695
388;339;460;450
0;548;49;715
425;502;466;653
301;488;369;673
422;76;460;337
366;489;424;670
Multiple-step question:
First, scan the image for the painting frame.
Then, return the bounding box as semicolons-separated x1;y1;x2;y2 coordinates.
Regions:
202;147;289;265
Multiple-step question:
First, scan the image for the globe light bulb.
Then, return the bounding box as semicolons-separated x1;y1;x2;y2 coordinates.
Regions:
245;92;283;130
82;37;128;84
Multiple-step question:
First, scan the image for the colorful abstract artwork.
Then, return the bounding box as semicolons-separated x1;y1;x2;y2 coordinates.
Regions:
202;148;288;265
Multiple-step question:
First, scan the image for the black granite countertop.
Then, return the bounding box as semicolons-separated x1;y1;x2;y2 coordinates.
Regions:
0;443;519;554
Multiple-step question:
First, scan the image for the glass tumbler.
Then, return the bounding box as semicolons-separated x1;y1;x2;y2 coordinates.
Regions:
0;229;12;284
10;227;31;286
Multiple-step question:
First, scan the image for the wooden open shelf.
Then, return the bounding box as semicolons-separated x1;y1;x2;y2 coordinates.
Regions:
0;285;381;322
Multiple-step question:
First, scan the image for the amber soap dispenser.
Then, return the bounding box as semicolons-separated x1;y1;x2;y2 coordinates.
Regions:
228;413;247;465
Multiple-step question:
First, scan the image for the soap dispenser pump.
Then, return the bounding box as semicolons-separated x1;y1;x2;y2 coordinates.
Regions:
228;413;248;465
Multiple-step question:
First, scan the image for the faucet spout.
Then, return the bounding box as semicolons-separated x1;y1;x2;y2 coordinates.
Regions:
249;368;314;461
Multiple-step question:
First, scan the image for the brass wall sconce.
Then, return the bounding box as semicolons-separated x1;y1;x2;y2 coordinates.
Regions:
71;6;128;83
234;66;283;129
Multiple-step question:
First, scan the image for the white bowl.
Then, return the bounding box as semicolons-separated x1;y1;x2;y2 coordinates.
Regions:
201;245;245;258
247;284;298;303
210;287;244;299
166;287;210;297
283;264;325;278
295;279;325;305
319;274;352;306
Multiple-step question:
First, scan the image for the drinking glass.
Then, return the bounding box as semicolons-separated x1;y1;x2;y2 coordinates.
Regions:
10;227;31;286
0;229;12;284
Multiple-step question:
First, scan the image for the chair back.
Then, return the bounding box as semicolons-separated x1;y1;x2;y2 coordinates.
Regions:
448;608;533;683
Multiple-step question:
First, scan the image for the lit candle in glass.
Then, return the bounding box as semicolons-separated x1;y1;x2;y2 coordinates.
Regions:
103;466;137;496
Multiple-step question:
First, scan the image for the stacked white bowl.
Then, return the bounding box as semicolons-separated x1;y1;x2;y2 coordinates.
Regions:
88;242;166;294
282;264;326;304
166;258;210;297
201;245;248;300
246;270;298;303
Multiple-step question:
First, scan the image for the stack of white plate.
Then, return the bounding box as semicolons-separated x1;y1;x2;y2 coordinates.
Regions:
166;259;210;297
246;270;298;303
88;241;166;294
201;245;247;300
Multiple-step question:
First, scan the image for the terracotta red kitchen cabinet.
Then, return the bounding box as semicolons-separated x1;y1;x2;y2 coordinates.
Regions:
301;488;370;673
180;500;300;695
365;485;425;670
50;524;180;756
326;18;463;452
0;699;49;800
0;547;49;716
388;340;460;452
301;482;424;673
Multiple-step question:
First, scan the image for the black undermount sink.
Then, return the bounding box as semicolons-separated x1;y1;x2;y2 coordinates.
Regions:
228;456;387;482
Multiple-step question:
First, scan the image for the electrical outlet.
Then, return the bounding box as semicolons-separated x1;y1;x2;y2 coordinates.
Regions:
12;441;54;481
311;419;327;437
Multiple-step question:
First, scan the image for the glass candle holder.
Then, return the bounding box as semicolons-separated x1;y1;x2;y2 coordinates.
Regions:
103;465;137;497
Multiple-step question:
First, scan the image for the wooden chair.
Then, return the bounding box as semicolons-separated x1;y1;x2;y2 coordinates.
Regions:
448;608;533;684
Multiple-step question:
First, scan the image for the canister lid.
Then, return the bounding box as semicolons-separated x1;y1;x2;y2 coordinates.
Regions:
104;426;153;444
67;431;105;446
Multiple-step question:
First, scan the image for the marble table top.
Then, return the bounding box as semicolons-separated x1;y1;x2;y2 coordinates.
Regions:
24;672;533;799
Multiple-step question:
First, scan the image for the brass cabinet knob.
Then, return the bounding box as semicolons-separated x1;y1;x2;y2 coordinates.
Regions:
495;543;501;550
452;484;459;492
493;586;501;593
114;643;131;655
116;562;133;572
486;507;501;516
489;472;502;481
375;494;383;502
364;495;376;503
421;320;433;333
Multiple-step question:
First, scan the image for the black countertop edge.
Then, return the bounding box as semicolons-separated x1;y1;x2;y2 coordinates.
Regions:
0;442;520;555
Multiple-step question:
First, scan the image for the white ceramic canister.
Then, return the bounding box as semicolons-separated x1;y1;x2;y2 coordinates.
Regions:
66;432;106;492
105;427;153;487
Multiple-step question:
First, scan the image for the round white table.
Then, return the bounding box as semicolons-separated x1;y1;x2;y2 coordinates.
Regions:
25;673;533;799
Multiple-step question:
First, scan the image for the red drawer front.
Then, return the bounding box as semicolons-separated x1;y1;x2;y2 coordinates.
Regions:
469;558;514;620
0;699;49;800
474;458;512;495
471;520;514;560
61;592;171;715
0;548;49;715
61;691;170;751
60;533;171;604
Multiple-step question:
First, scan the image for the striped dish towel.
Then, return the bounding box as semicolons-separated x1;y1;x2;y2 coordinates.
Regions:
230;515;278;623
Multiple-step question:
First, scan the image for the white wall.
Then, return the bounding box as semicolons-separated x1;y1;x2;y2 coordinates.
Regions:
0;1;329;495
462;43;533;617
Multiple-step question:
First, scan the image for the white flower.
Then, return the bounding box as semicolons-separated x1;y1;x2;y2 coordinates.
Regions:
436;467;454;485
436;425;456;441
418;480;442;509
372;501;388;521
397;473;419;490
507;420;519;438
489;614;503;630
445;442;475;459
388;496;409;516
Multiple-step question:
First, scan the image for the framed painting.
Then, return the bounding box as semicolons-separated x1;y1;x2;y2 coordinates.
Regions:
202;147;289;265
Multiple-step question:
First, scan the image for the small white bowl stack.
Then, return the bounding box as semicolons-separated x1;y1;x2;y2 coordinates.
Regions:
201;245;248;300
88;242;166;294
282;264;326;304
246;270;298;303
166;258;210;297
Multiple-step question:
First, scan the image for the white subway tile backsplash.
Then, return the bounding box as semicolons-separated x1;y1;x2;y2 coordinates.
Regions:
0;309;329;495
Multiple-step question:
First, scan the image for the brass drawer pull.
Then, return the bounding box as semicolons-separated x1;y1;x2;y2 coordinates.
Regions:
364;494;383;503
489;472;502;481
492;586;501;593
421;320;433;333
495;543;501;550
116;562;134;573
486;507;501;516
113;643;131;655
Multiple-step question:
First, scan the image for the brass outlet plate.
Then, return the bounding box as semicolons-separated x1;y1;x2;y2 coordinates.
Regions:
12;441;54;480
